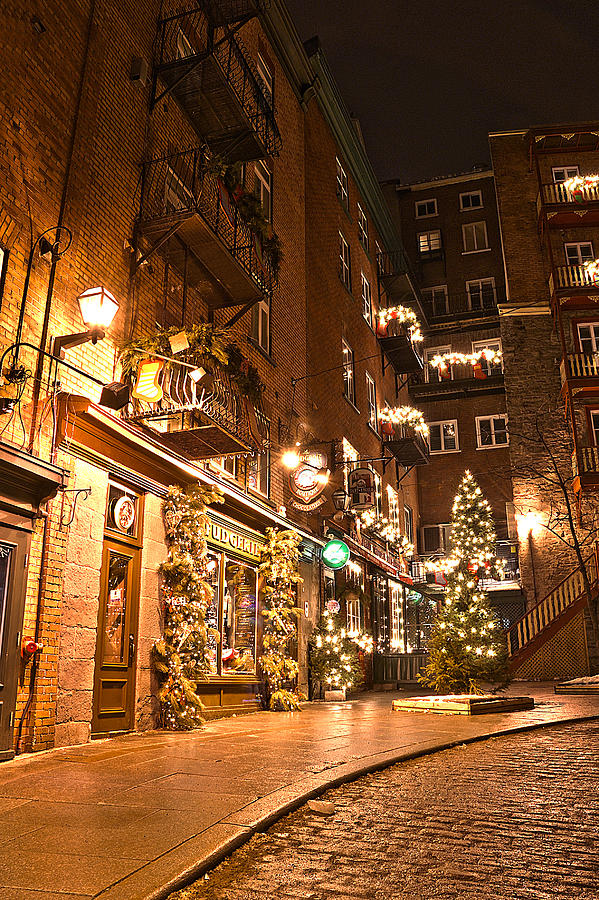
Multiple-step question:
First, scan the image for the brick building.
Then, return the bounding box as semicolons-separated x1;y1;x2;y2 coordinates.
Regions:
0;0;424;758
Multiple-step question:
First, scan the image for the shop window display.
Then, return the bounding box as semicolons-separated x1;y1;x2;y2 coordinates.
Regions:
204;554;221;675
222;559;257;674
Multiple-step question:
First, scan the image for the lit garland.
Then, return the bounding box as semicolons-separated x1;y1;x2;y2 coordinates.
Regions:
309;611;364;691
429;348;502;373
583;259;599;284
377;305;423;343
379;405;429;437
563;174;599;194
359;508;414;557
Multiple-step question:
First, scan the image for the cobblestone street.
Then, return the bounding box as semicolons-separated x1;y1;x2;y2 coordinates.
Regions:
173;722;599;900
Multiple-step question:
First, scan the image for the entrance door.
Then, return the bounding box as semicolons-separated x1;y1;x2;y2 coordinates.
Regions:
92;539;140;736
0;531;29;760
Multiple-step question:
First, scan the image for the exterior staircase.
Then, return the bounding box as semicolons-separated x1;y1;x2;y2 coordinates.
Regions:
507;550;598;680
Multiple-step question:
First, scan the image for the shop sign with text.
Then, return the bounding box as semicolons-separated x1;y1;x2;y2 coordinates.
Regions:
289;450;327;511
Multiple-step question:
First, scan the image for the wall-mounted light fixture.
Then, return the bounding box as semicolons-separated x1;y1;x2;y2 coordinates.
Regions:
51;286;119;359
332;486;350;512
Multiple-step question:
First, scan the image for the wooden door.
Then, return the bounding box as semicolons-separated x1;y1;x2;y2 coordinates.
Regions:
92;539;141;736
0;530;29;760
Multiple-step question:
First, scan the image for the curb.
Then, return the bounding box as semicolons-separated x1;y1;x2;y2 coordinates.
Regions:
135;711;599;900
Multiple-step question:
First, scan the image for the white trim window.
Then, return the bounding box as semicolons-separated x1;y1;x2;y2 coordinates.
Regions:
370;466;382;517
590;411;599;446
552;165;579;183
459;190;482;210
342;438;359;492
387;485;400;531
375;240;384;275
564;241;593;266
366;372;377;431
428;420;459;453
254;160;272;222
342;339;356;405
462;221;489;253
346;593;361;633
404;504;413;543
418;230;442;256
251;297;270;354
476;414;508;448
209;456;236;478
176;28;194;59
336;157;349;209
577;323;599;354
466;277;496;310
247;418;270;496
415;198;438;218
256;52;273;107
424;345;451;383
422;284;448;316
472;338;503;376
357;203;369;251
361;272;372;326
339;231;351;290
422;524;452;553
164;166;195;213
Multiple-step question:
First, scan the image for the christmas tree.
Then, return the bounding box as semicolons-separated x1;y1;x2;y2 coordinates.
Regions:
309;611;363;694
152;483;224;729
258;528;304;711
418;471;509;694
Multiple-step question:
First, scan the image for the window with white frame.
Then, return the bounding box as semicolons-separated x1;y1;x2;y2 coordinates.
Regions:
254;160;272;222
387;485;400;531
577;323;599;354
256;52;273;106
176;28;194;59
467;277;496;310
590;410;599;445
164;166;195;213
428;420;459;453
342;438;359;492
424;345;451;383
247;418;270;496
361;272;372;326
552;165;579;183
209;456;237;478
366;372;377;430
357;204;369;251
422;284;448;316
345;575;361;632
459;190;482;210
390;581;403;650
339;231;351;290
472;338;503;376
415;198;438;218
404;504;413;543
342;340;355;404
476;414;508;448
370;466;382;517
564;241;593;266
336;157;349;209
422;524;452;553
251;297;270;353
418;230;442;256
462;221;489;253
375;240;384;274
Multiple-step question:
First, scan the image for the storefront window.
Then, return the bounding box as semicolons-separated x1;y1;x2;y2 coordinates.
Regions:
372;572;388;652
222;558;257;674
204;554;220;675
390;581;404;651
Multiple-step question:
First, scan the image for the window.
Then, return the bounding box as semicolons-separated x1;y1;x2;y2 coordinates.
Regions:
366;372;377;430
422;284;448;316
346;593;361;633
339;231;351;290
415;198;437;218
370;467;382;517
462;221;489;253
209;456;237;479
254;161;272;222
418;230;442;256
552;166;579;183
357;204;369;250
424;345;451;383
390;581;403;650
0;245;8;311
256;52;273;106
428;420;459;453
476;415;508;448
164;166;195;213
361;272;372;326
336;157;349;209
565;242;593;266
342;438;359;492
247;418;270;496
387;486;400;531
176;28;194;59
251;297;270;354
578;323;599;354
422;524;452;554
472;339;503;376
222;558;258;675
404;504;413;543
466;277;497;310
375;240;384;275
590;410;599;445
342;340;356;405
459;190;482;210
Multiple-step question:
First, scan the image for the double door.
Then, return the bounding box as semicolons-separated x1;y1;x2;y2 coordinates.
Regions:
0;529;29;760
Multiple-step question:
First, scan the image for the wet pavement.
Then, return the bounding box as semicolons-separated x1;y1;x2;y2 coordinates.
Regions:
0;684;597;899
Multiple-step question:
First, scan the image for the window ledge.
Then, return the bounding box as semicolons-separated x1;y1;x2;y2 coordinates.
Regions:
462;248;491;255
247;336;276;366
429;448;461;455
476;444;509;450
343;395;361;415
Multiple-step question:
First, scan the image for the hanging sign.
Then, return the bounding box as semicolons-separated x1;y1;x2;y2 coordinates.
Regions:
348;467;376;511
326;599;341;614
289;450;327;511
322;538;350;570
132;358;164;402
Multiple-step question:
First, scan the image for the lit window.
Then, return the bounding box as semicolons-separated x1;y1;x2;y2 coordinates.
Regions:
388;486;400;531
476;415;508;448
357;204;369;250
209;456;237;479
342;340;355;405
404;504;413;543
578;323;599;354
472;339;503;376
424;345;451;384
552;165;579;183
366;373;377;430
418;230;442;256
346;591;361;633
342;438;359;492
254;160;272;222
459;190;482;210
422;285;448;316
256;52;273;106
428;420;459;453
247;417;270;496
361;272;372;326
251;297;270;354
462;221;489;253
415;198;437;218
370;467;382;517
339;232;351;290
336;157;349;209
390;582;403;650
564;241;593;266
466;277;496;310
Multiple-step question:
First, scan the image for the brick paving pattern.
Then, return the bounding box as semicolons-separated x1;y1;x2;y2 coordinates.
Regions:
173;722;599;900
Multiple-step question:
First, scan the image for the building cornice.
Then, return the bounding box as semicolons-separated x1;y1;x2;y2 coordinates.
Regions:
388;170;493;192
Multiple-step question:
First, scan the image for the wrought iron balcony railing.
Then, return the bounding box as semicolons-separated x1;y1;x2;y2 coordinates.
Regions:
421;290;504;320
383;423;430;467
377;249;425;311
153;5;281;160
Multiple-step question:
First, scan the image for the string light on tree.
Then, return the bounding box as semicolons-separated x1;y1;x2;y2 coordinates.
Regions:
309;611;364;693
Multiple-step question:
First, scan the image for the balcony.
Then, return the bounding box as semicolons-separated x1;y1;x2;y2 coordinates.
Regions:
560;353;599;396
123;353;267;460
152;6;281;161
384;425;430;467
537;182;599;227
136;148;277;309
421;291;504;324
409;368;504;401
376;320;424;375
377;249;425;311
572;447;599;493
548;265;599;305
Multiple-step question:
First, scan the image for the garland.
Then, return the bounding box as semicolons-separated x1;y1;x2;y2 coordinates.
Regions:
429;349;502;373
377;305;423;343
152;483;224;729
583;259;599;284
379;405;429;436
563;174;599;194
359;509;414;557
258;528;303;711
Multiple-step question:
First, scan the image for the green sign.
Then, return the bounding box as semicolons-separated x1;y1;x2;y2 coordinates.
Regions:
322;538;350;570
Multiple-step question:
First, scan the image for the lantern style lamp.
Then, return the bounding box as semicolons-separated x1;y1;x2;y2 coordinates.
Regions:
51;287;119;359
332;486;349;512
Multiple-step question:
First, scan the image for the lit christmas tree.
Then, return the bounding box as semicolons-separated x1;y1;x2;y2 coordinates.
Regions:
152;483;224;729
419;471;509;694
258;528;303;711
309;611;363;694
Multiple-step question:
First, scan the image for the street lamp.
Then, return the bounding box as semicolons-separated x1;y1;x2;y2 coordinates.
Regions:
332;486;349;512
51;286;119;358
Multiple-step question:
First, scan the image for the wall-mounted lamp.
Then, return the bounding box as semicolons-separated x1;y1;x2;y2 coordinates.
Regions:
332;486;350;512
51;286;119;359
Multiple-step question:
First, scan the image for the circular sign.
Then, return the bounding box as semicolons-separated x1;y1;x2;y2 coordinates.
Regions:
326;599;341;614
322;538;350;570
289;451;327;508
113;496;136;533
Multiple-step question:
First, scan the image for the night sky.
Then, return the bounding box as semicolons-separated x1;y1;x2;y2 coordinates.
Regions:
285;0;599;183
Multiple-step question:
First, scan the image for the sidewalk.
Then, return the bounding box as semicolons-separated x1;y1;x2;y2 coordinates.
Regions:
0;684;597;900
